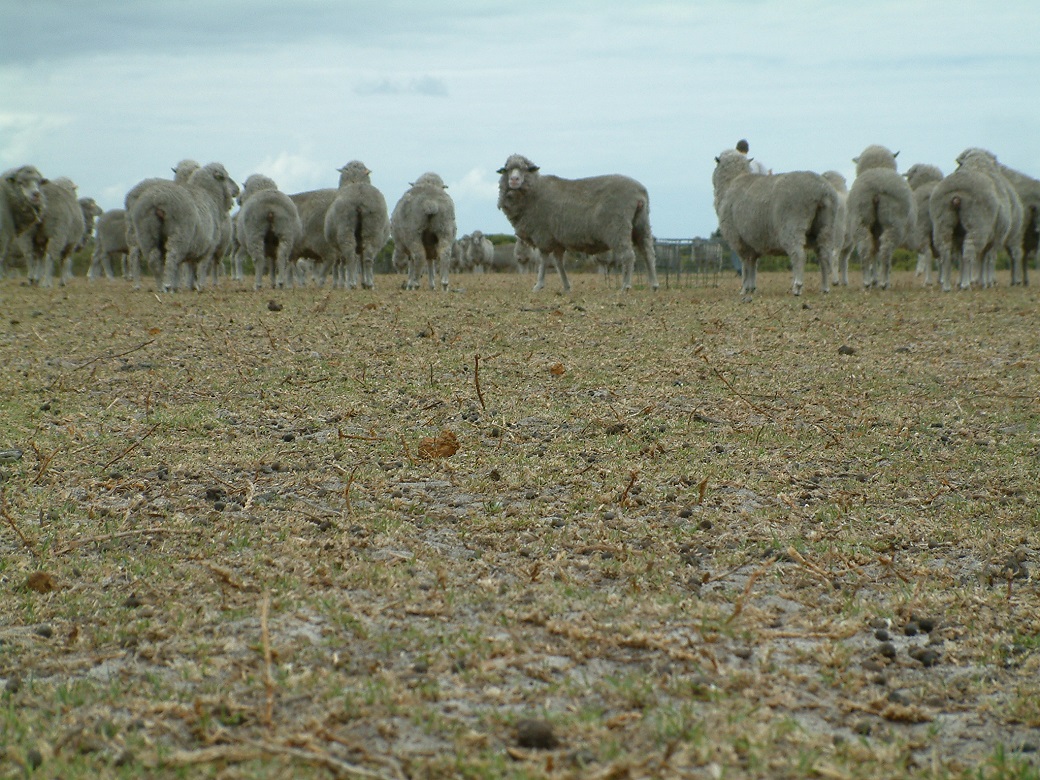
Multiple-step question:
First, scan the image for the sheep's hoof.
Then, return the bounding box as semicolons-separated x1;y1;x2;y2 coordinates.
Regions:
740;294;754;304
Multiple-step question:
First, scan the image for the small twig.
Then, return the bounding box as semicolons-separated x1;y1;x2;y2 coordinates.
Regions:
473;354;487;410
617;469;639;507
100;422;160;472
54;527;193;555
31;446;62;486
257;317;278;350
399;435;416;465
260;591;275;729
0;488;37;555
70;338;157;374
332;464;360;515
785;545;834;585
725;556;776;624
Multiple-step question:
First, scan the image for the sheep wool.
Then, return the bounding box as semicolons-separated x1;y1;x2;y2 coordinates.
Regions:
237;174;304;290
846;145;916;290
496;154;658;292
129;162;239;292
712;149;840;296
323;161;391;289
903;163;944;286
0;165;47;280
23;176;86;288
391;172;457;290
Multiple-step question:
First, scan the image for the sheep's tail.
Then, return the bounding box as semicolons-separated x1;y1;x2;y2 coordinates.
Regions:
951;195;961;211
154;206;166;221
266;210;276;225
423;200;440;217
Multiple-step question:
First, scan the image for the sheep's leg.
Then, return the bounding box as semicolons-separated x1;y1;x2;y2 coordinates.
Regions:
740;257;757;295
361;249;375;290
276;242;295;289
817;247;832;293
617;245;636;291
788;246;806;296
959;240;976;290
88;246;103;281
878;233;897;290
533;253;547;292
439;246;450;291
551;250;571;292
160;249;183;293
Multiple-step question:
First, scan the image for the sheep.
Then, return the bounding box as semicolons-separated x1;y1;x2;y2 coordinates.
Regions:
123;159;201;283
88;209;130;280
235;174;303;290
128;162;239;292
463;229;494;274
449;237;467;273
491;240;520;273
821;170;852;286
390;172;456;290
513;237;539;273
903;164;944;286
929;152;1008;292
987;159;1040;285
954;149;1026;286
287;189;339;286
323;160;391;289
497;154;658;292
712;149;840;296
845;145;916;290
0;165;47;279
22;177;86;287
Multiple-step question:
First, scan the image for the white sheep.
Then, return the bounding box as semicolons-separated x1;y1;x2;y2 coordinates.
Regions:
323;160;391;289
712;149;840;296
820;170;851;286
903;164;945;286
513;237;539;274
390;172;456;290
287;188;339;286
929;152;1008;291
987;159;1040;285
123;159;200;284
497;154;658;292
129;162;239;292
236;174;304;290
0;165;47;279
845;145;916;290
88;209;129;280
463;229;494;274
955;149;1025;286
23;177;86;287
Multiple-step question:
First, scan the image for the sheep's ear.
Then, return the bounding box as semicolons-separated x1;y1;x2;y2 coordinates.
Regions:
714;156;720;164
496;167;507;174
852;156;859;164
893;150;900;158
527;165;539;173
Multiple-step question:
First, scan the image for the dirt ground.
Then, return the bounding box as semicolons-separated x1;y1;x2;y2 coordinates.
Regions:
1;270;1038;779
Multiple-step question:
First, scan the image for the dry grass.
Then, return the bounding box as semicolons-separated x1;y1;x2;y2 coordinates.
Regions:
1;270;1038;779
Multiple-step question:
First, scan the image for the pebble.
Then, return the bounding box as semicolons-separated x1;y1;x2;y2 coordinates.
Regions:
515;718;558;749
34;625;53;639
874;629;891;642
878;642;896;659
904;621;919;637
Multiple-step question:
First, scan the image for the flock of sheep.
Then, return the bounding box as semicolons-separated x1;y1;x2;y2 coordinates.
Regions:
2;145;1037;296
713;144;1040;296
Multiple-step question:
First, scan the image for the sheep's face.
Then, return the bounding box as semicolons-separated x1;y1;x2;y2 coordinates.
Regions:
6;165;47;212
498;156;539;192
80;198;104;222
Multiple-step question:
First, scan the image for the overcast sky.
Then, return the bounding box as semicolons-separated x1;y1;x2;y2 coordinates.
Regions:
3;0;1038;239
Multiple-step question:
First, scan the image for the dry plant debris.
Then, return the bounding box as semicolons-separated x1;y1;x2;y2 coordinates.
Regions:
0;271;1038;779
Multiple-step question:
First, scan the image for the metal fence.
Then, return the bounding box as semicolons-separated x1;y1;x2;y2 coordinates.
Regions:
653;238;731;289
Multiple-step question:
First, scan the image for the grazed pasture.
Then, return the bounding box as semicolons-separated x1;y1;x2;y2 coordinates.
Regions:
1;271;1038;779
